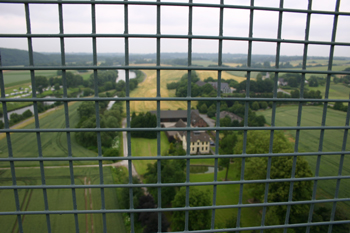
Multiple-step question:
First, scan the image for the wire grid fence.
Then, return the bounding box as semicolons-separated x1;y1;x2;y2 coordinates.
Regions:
0;0;350;232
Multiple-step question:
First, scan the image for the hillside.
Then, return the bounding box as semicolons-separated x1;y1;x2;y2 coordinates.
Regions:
0;47;52;66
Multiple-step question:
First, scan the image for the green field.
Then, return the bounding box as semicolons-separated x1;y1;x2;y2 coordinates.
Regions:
130;132;170;175
289;59;350;67
258;106;350;202
2;70;58;87
0;167;126;233
281;64;350;80
0;101;100;167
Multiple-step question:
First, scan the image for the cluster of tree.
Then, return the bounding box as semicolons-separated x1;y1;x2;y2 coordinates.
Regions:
115;79;139;96
279;73;302;88
75;97;123;149
144;159;186;207
234;131;314;230
130;112;157;139
8;110;33;125
235;77;274;93
333;75;350;85
166;142;186;156
171;187;212;231
333;102;348;112
290;89;323;99
166;72;211;97
204;76;238;88
137;195;170;233
308;76;326;87
50;72;85;88
198;101;266;127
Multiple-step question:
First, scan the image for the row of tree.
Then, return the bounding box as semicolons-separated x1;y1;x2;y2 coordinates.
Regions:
130;112;157;139
235;77;274;93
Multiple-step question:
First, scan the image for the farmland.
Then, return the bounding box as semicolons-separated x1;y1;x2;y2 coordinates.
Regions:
0;167;126;233
258;106;350;202
0;101;100;167
128;69;193;113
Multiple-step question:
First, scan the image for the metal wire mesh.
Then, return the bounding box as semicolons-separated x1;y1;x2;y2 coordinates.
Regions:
0;0;350;233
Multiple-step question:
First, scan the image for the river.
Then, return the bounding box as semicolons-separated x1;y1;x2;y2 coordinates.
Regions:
106;70;137;110
1;70;135;122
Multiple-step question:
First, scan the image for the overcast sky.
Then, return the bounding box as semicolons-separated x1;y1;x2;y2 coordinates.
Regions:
0;0;349;57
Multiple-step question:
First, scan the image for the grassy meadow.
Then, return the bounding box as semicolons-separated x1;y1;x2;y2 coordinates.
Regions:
258;106;350;202
0;167;126;233
0;101;100;167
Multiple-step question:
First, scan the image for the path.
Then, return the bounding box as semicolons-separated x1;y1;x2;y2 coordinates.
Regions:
115;118;138;177
277;88;291;95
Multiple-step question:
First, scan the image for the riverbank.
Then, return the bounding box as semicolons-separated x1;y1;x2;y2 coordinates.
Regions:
0;102;76;141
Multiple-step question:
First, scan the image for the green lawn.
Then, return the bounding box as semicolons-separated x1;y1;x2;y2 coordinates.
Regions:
0;101;100;167
0;167;126;233
258;106;350;203
130;132;170;175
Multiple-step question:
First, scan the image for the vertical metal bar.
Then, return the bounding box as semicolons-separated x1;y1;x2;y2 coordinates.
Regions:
211;0;224;229
91;2;107;233
185;0;193;231
284;0;312;231
236;0;254;230
124;1;134;233
25;3;52;233
58;3;79;233
0;48;24;233
307;1;340;230
260;1;283;231
156;1;162;232
326;1;342;232
328;95;350;233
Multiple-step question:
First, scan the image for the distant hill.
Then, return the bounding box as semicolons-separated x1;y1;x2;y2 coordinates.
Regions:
1;47;349;67
0;47;53;66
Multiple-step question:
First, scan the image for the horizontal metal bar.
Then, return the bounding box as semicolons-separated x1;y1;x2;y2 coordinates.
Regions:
1;97;350;103
1;65;350;76
1;176;350;190
181;220;350;233
0;198;350;215
1;125;349;133
0;150;349;163
1;1;350;16
1;33;350;46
